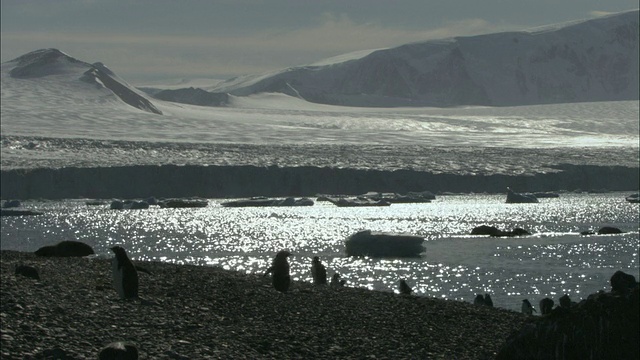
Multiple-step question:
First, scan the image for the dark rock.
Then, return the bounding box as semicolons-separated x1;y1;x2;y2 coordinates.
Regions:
326;196;390;207
41;347;71;359
471;225;530;237
124;200;149;210
2;199;21;208
510;228;531;236
99;341;138;360
221;197;313;207
625;193;639;203
580;230;596;235
597;226;623;234
15;265;40;280
34;241;95;257
610;270;637;294
158;199;208;208
359;191;434;203
497;287;640;360
0;209;43;216
110;200;124;210
111;200;149;210
471;225;503;236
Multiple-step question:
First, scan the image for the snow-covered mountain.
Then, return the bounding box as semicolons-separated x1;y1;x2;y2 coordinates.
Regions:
205;10;639;107
2;48;162;114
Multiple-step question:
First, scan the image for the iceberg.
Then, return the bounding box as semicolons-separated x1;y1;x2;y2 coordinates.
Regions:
345;230;425;257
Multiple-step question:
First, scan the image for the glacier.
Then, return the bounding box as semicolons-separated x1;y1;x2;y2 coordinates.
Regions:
1;12;638;199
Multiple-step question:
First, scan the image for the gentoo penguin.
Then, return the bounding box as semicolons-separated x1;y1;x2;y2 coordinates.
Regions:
111;246;139;299
484;293;494;307
330;273;346;288
311;256;327;285
539;297;554;315
473;294;485;306
399;279;412;295
521;299;536;315
264;250;291;292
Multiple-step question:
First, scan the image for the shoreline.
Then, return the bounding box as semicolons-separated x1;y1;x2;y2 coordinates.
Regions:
1;250;529;359
2;163;638;200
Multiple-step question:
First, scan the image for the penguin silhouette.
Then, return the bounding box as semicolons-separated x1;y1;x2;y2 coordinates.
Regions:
484;293;493;307
559;294;572;309
521;299;536;315
111;246;139;299
474;294;485;305
330;273;346;288
399;279;412;295
539;297;554;315
311;256;327;285
264;250;291;292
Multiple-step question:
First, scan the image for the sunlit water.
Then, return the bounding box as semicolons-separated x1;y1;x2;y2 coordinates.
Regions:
2;193;638;312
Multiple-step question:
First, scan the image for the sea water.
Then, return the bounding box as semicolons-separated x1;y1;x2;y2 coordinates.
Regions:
1;192;638;312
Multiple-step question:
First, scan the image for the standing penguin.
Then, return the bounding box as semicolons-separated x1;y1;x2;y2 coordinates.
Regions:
474;294;485;306
559;294;572;309
111;246;138;299
330;273;346;288
264;250;291;292
311;256;327;285
539;297;554;315
399;279;412;295
521;299;536;315
484;293;494;307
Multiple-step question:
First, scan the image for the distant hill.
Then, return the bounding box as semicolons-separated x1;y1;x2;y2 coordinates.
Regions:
2;48;162;114
207;10;638;107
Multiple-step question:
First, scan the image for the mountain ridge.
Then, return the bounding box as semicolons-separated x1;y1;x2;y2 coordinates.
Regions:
2;49;162;114
205;9;639;107
1;10;638;109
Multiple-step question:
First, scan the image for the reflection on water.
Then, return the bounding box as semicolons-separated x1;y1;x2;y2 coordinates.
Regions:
1;193;638;312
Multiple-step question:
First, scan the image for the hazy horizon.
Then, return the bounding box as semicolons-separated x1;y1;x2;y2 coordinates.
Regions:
1;1;637;83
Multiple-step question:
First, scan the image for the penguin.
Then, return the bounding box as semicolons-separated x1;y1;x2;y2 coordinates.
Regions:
473;294;485;306
311;256;327;285
399;279;412;295
264;250;291;292
521;299;536;315
484;293;494;307
559;294;571;309
111;246;139;299
330;273;346;288
539;297;554;315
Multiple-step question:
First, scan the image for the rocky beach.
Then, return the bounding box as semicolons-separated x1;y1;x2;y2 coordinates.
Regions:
1;250;529;359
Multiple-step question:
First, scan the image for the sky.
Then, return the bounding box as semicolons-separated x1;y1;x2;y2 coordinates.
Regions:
1;0;638;84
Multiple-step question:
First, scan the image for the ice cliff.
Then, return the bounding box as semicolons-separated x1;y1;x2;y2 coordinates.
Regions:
1;164;637;200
